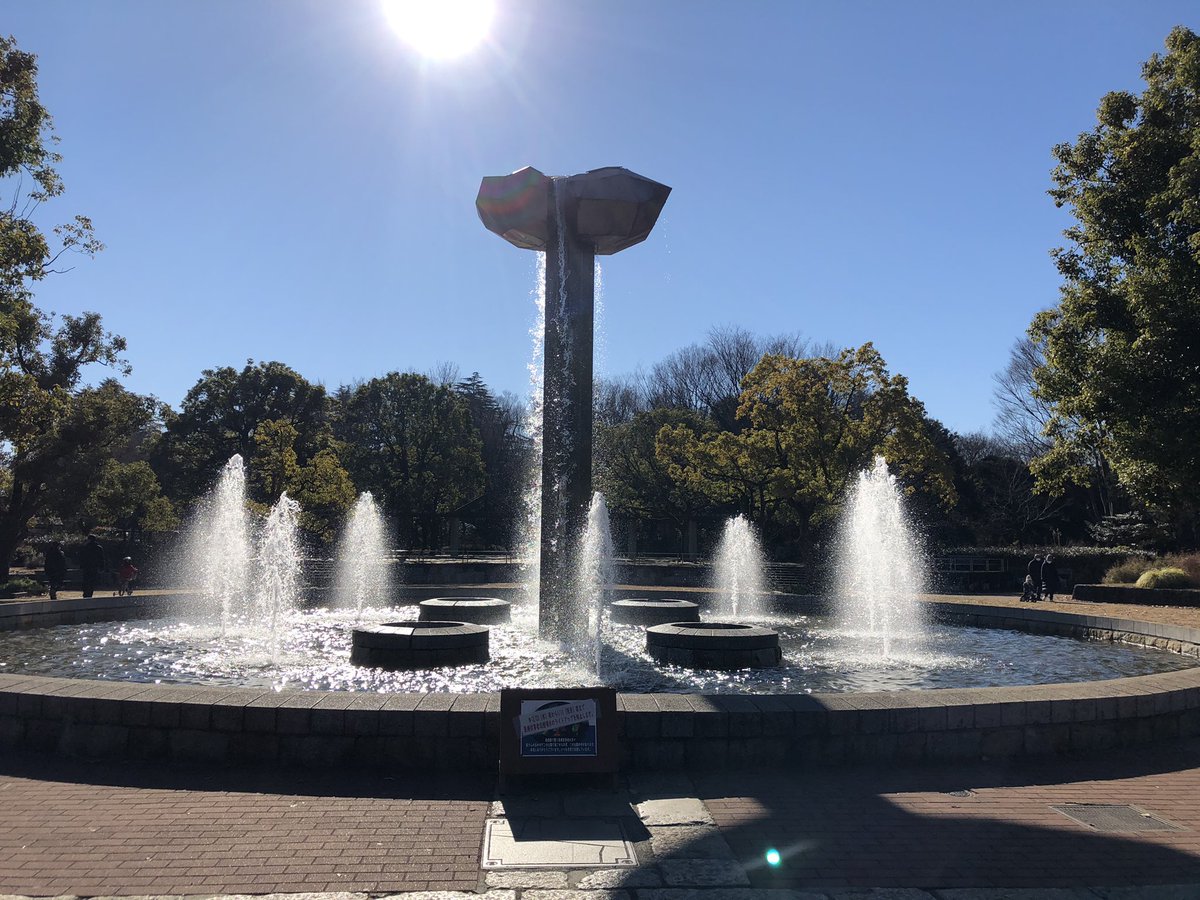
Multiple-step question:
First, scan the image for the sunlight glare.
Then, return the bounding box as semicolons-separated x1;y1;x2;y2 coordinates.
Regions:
382;0;496;59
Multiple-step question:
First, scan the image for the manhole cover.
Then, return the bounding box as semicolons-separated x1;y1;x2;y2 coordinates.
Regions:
482;817;638;868
1052;804;1184;833
947;789;975;798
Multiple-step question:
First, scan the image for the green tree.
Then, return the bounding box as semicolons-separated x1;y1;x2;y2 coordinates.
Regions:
337;372;484;549
1032;26;1200;541
657;345;955;550
251;419;301;503
249;418;354;542
157;360;329;501
596;407;716;548
0;36;147;575
454;372;526;549
290;448;357;543
82;459;178;535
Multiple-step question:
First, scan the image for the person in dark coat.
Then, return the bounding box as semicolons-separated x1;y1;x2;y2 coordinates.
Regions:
43;541;67;600
1041;554;1060;602
1026;554;1043;601
80;534;106;599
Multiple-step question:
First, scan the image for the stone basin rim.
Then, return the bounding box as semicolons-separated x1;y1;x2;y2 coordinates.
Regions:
3;592;1200;771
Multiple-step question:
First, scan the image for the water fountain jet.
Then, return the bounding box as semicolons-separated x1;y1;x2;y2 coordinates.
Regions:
713;514;767;619
835;456;927;657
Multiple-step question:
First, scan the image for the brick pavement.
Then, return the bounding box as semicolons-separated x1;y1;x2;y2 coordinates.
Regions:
0;755;491;896
697;738;1200;890
921;592;1200;631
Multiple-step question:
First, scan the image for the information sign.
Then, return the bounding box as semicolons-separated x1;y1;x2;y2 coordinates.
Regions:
500;687;617;776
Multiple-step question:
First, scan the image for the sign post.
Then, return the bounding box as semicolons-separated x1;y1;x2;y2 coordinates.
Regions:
499;687;618;788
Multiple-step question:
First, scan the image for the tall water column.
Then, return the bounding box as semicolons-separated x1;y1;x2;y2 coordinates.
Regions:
477;166;670;641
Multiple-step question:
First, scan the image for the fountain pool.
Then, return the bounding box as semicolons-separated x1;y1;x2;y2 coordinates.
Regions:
1;599;1192;694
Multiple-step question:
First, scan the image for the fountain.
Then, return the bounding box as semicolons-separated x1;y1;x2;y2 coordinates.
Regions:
333;492;392;616
835;455;927;657
255;492;303;656
190;454;251;628
577;491;615;676
712;514;767;619
5;163;1200;773
477;166;671;642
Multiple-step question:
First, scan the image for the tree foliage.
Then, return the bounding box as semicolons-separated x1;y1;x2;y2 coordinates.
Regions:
596;407;716;532
157;360;330;501
454;372;526;549
0;36;147;574
336;372;484;549
83;459;177;534
248;418;355;542
657;344;955;549
1032;26;1200;538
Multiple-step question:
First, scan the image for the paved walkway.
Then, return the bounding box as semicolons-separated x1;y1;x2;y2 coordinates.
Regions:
0;759;491;896
2;590;1200;897
920;592;1200;631
2;741;1200;897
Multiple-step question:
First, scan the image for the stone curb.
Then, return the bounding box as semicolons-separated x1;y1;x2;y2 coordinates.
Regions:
2;597;1199;770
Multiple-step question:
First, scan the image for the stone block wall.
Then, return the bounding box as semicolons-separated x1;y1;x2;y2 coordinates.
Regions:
1;596;1199;771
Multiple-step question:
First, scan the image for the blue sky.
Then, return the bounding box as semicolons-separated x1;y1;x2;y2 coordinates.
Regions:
6;1;1196;433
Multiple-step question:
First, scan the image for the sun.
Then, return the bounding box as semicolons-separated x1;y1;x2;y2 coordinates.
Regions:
381;0;496;59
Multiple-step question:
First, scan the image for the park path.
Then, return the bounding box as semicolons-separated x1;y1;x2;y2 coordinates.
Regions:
0;757;491;896
3;742;1200;894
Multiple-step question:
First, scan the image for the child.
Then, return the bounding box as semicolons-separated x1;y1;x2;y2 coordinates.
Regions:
1020;574;1039;603
116;557;139;596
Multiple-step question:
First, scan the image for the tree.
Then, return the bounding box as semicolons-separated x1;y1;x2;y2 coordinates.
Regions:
0;37;146;576
640;326;822;431
596;408;716;548
82;459;178;536
248;418;354;543
1032;27;1200;542
251;419;301;503
454;373;526;549
290;448;356;544
336;372;484;549
657;345;955;552
993;336;1119;524
157;360;330;501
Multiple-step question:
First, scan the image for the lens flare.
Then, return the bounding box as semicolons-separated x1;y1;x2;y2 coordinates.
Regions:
765;848;782;867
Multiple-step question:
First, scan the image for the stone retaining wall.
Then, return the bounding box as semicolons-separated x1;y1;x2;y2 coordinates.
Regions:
1;595;1198;771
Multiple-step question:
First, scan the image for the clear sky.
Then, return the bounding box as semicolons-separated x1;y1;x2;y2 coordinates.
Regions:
5;1;1196;433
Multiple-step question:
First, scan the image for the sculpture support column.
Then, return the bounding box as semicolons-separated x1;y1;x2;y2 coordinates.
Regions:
476;165;670;646
538;180;595;641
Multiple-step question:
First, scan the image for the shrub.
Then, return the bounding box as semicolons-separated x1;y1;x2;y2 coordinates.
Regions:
1160;552;1200;585
1103;557;1155;585
0;577;47;598
1134;567;1193;589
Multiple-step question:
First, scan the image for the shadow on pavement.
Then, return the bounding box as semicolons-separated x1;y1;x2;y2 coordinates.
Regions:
0;750;496;801
691;740;1200;889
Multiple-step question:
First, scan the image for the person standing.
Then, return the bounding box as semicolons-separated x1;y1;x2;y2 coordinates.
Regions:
43;541;67;600
1041;554;1060;602
80;534;106;599
1026;554;1043;601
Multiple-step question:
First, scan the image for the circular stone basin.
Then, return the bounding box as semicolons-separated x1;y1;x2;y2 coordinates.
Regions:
646;621;782;670
350;621;489;670
610;598;701;626
418;597;511;625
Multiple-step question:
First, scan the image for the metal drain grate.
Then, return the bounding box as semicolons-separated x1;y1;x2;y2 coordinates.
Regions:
1052;803;1184;833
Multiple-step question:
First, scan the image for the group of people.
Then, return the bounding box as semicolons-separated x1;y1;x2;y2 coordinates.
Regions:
41;535;139;600
1021;552;1060;603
